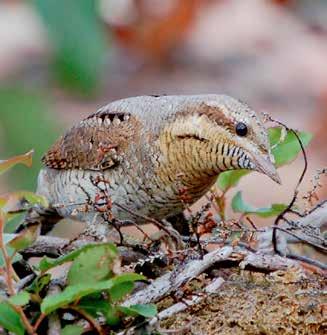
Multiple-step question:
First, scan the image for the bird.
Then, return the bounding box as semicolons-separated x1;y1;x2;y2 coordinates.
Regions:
36;94;281;238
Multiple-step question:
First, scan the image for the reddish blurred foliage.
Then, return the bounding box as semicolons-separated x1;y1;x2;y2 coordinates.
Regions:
270;0;293;6
108;0;202;62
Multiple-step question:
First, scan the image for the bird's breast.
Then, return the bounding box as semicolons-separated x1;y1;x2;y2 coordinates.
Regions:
37;162;215;224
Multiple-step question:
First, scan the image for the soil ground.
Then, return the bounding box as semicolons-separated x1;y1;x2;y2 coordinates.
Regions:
160;268;326;335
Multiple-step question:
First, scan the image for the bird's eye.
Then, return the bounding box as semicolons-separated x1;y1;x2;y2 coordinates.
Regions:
235;122;248;137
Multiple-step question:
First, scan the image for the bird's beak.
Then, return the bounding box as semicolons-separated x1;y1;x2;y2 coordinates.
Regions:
252;153;282;184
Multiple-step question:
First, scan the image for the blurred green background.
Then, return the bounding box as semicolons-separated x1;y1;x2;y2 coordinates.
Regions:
0;0;326;204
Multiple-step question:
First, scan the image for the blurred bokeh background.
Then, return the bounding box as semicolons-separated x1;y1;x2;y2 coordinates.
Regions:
1;0;326;216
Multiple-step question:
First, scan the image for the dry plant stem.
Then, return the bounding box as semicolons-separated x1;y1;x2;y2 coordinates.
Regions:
149;277;225;325
36;283;61;333
121;247;302;315
9;302;35;335
274;226;327;253
69;306;104;335
156;321;194;335
303;168;327;205
115;203;182;246
21;235;146;264
239;251;299;271
0;276;7;291
119;278;224;335
19;195;325;262
16;274;35;292
0;216;36;335
16;196;325;273
47;313;61;335
258;200;327;262
286;253;327;271
272;124;308;253
123;246;233;306
33;313;46;333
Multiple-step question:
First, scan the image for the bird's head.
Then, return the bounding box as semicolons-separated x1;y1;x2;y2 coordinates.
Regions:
159;95;281;185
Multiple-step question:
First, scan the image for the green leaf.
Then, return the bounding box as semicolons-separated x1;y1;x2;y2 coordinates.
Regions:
268;127;312;167
217;170;250;192
0;234;22;267
41;273;145;314
0;248;22;268
232;191;287;218
0;192;44;227
68;244;118;285
0;301;25;335
8;291;30;306
119;304;157;318
108;281;134;302
79;297;121;326
38;242;117;272
61;324;84;335
26;274;51;295
105;305;121;326
8;223;40;251
33;0;107;94
0;150;33;175
2;233;16;244
7;191;49;209
78;296;110;317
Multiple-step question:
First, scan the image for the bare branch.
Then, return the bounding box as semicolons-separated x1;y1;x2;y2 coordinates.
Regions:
149;277;225;325
21;235;147;265
123;246;233;306
258;201;327;255
239;252;298;272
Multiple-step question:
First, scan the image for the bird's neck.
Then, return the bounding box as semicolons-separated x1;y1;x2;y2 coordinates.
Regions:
152;135;221;203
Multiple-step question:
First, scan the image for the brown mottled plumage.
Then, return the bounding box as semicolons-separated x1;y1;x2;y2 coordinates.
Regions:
43;112;140;170
37;95;280;237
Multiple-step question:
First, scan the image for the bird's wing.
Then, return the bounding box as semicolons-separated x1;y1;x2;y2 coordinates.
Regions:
42;111;140;171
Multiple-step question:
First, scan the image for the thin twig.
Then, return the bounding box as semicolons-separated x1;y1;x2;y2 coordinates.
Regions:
69;306;104;335
273;226;327;253
272;125;308;253
149;277;224;324
286;253;327;271
33;313;46;333
115;203;182;246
